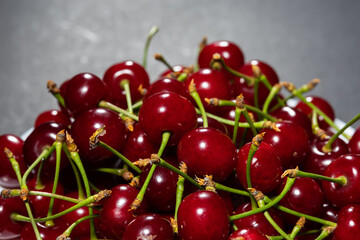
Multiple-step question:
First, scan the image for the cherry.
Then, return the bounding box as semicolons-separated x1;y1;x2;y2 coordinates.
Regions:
260;121;309;169
138;92;197;146
144;77;188;100
0;134;27;188
70;108;127;163
177;127;237;182
34;109;71;128
23;122;68;176
177;190;230;240
294;95;335;130
122;213;174;240
228;228;268;240
233;202;285;236
62;72;109;117
198;40;245;79
20;222;65;240
184;68;233;115
321;153;360;207
103;60;150;108
333;204;360;240
196;114;228;135
348;126;360;154
0;196;27;240
322;202;339;223
236;141;282;193
98;184;148;239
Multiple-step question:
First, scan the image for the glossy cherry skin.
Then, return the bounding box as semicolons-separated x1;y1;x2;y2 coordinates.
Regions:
198;40;245;79
261;121;309;169
294;95;335;130
63;72;109;117
270;106;312;137
322;202;339;223
70;108;127;163
196;114;228;135
177;127;237;182
322;154;360;207
34;109;71;128
0;134;26;188
228;228;268;240
184;68;233;115
0;197;27;240
233;60;279;106
23;122;69;176
303;133;349;175
177;190;229;240
139;156;178;212
20;222;65;240
236;141;282;193
233;202;284;236
98;184;148;239
123;213;174;240
103;60;150;108
27;177;64;218
349;126;360;154
144;77;188;100
333;204;360;240
139;92;197;146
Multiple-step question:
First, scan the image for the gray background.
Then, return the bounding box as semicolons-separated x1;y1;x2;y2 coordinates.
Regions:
1;0;359;136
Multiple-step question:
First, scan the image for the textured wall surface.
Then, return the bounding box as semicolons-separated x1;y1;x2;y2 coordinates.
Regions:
1;0;359;136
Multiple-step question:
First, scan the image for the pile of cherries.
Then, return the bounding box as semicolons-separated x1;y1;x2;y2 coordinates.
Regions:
1;29;360;240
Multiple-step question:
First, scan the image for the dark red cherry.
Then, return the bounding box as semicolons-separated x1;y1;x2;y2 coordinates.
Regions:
23;122;68;176
98;184;148;239
294;95;335;130
303;133;349;175
233;60;279;106
260;121;309;169
322;154;360;207
0;197;27;239
139;156;178;212
198;40;245;79
144;77;188;100
333;204;360;240
34;109;71;128
236;141;282;193
322;202;339;223
63;72;109;117
228;228;268;240
233;202;284;236
70;108;127;163
123;213;174;240
20;222;65;240
177;127;237;182
138;92;197;146
184;68;233;115
27;177;64;218
177;190;229;240
0;134;26;188
271;106;312;137
103;60;150;108
349;126;360;154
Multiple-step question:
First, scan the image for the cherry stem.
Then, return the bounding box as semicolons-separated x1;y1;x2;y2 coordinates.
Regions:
35;161;45;190
174;162;187;224
143;25;159;69
269;230;322;240
262;83;281;115
214;182;250;196
92;166;134;182
315;227;335;240
97;140;141;174
189;80;208;128
120;80;134;114
323;112;360;152
59;214;100;240
5;189;81;204
47;80;65;108
154;53;173;71
253;77;260;110
289;217;305;239
98;100;139;121
4;148;22;186
229;177;296;221
25;202;42;240
283;167;347;186
232;107;242;144
177;72;188;82
130;100;143;111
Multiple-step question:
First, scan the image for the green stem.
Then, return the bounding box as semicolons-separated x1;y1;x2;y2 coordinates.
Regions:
262;84;281;115
232;107;242;144
25;202;42;240
7;189;81;204
143;25;159;68
286;168;347;186
4;148;22;186
131;100;143;111
60;214;100;239
259;74;285;107
269;230;321;240
253;77;260;110
189;83;208;128
315;227;334;240
242;109;258;136
174;172;185;221
35;161;45;190
214;182;249;196
120;80;133;114
98;100;139;121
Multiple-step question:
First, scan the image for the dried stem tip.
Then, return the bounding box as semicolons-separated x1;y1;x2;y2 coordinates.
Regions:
1;189;13;199
252;132;266;147
124;117;135;132
133;158;151;168
154;53;163;60
248;188;264;202
196;175;216;192
138;84;147;96
56;129;66;143
305;78;320;90
93;189;112;202
129;176;140;188
130;197;141;211
204;97;219;106
89;126;106;150
314;128;328;140
150;154;161;164
280;82;296;92
65;131;78;153
236;94;245;110
4;147;14;159
179;162;188;174
188;79;197;93
251;65;262;78
296;217;306;229
282;166;299;178
199;36;208;50
56;234;70;240
47;80;60;94
323;226;335;234
20;188;30;202
170;217;178;234
263;121;281;132
122;171;134;181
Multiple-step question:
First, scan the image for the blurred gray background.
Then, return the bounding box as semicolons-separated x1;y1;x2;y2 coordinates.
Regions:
1;0;359;136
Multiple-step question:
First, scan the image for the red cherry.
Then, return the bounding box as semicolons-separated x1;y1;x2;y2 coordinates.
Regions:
333;204;360;240
196;114;228;135
294;95;335;130
70;108;127;163
0;197;27;239
62;72;109;117
177;190;230;240
34;109;71;128
138;92;197;146
123;213;174;240
20;222;65;240
236;141;282;193
177;127;237;182
98;184;148;239
144;77;188;100
103;60;150;108
260;121;310;169
0;134;26;188
321;154;360;207
228;228;268;240
349;126;360;154
322;202;339;223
